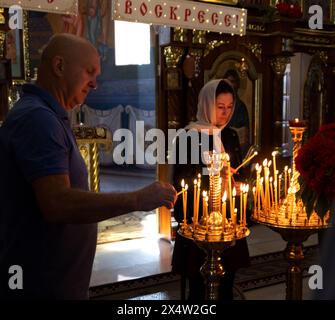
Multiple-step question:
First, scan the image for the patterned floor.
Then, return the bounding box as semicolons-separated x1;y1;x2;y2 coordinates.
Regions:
89;245;319;300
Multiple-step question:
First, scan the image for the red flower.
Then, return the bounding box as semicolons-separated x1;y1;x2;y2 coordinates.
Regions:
276;1;302;18
295;124;335;218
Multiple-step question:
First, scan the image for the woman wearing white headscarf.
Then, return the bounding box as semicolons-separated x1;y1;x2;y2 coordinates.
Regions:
171;79;250;301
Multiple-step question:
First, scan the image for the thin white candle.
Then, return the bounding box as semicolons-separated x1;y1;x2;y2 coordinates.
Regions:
222;191;227;231
235;151;258;172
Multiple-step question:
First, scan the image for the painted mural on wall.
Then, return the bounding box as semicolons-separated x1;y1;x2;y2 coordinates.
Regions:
28;0;156;111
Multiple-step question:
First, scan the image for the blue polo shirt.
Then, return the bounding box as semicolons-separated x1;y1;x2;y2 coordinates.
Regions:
0;84;97;299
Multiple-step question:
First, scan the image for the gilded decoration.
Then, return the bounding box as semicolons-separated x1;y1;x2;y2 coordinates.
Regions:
0;31;5;58
317;51;328;65
192;30;206;45
173;27;188;43
204;40;230;57
73;126;112;193
0;7;5;24
270;56;290;77
164;46;184;68
242;42;262;62
188;48;203;78
235;57;249;78
11;10;30;84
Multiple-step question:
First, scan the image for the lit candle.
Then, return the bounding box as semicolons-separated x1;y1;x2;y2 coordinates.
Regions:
227;154;233;215
181;180;186;224
184;184;188;225
196;180;201;226
284;166;288;197
244;185;249;227
252;186;257;217
278;174;282;203
232;187;236;217
205;195;209;234
272;151;278;207
202;191;207;219
235;151;258;172
273;180;278;211
270;177;274;208
222;191;227;231
263;159;268;209
240;184;244;225
233;208;238;233
260;178;265;212
272;151;277;177
193;179;197;227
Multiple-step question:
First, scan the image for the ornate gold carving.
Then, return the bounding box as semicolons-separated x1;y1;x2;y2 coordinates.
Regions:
317;51;328;65
294;35;330;44
188;48;203;78
22;10;30;80
0;8;5;24
173;27;187;43
89;143;100;193
0;31;5;58
164;46;184;68
242;42;262;62
270;56;290;77
204;40;230;57
74;126;112;192
192;30;206;44
247;24;265;32
235;57;249;78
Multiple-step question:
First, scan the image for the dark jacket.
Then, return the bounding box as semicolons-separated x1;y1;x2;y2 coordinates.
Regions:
171;127;250;276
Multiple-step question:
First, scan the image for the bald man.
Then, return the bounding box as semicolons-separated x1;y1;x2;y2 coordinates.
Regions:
0;34;176;300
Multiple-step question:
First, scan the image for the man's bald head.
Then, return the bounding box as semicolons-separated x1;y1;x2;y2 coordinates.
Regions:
36;33;101;110
40;33;98;65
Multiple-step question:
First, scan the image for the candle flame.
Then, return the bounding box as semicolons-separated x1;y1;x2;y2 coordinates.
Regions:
271;151;278;157
202;190;207;197
263;159;267;167
226;154;230;162
193;179;197;185
233;187;236;197
252;186;256;193
185;184;188;190
222;191;227;202
181;179;185;187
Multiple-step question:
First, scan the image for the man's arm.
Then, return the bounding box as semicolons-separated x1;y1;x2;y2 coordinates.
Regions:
32;174;176;224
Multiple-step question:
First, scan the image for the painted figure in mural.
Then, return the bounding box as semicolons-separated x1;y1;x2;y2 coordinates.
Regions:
224;69;251;157
171;79;250;300
0;34;177;300
61;14;85;37
86;0;111;61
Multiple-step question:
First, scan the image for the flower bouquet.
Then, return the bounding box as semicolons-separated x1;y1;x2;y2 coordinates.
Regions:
295;123;335;219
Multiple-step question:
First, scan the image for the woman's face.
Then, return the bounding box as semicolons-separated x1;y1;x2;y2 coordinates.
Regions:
215;93;234;126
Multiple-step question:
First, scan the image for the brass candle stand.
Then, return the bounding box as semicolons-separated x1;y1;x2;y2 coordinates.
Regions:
252;120;330;300
73;125;112;192
178;151;250;300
